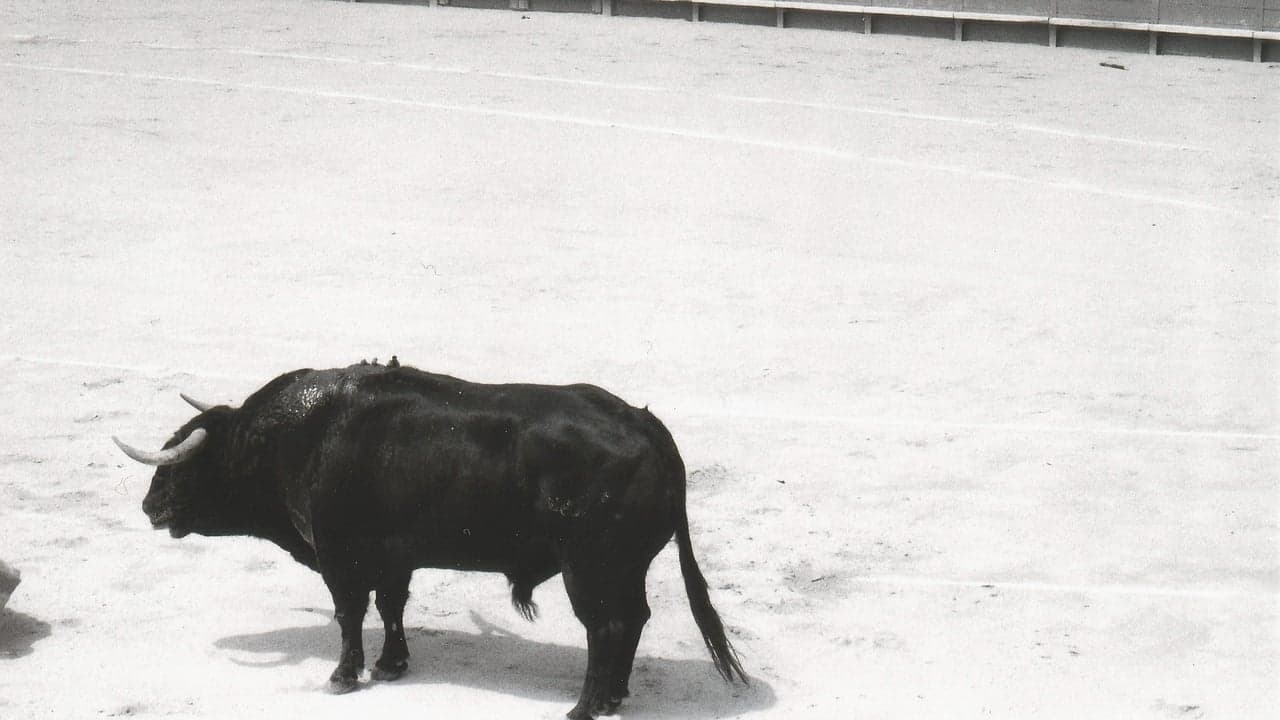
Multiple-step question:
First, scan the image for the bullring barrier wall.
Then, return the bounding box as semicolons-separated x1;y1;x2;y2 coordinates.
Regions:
365;0;1280;61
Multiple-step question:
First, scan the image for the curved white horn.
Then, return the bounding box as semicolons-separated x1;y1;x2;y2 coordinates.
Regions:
179;393;215;412
112;428;208;466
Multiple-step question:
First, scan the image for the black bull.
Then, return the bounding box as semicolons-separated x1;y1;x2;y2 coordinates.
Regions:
114;363;746;719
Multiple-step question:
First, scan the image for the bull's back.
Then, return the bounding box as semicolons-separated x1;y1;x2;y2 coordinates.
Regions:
281;366;676;571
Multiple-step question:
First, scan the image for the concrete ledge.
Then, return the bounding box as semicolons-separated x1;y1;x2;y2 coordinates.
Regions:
1048;17;1155;33
954;11;1048;24
1149;22;1258;39
700;0;777;8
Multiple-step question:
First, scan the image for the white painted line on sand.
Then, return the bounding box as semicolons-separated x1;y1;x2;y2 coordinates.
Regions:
3;37;1218;152
721;95;1209;153
675;408;1280;442
147;43;1217;154
857;574;1272;601
4;62;1262;219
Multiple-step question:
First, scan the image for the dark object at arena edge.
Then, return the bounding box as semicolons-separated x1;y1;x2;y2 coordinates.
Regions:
0;559;19;610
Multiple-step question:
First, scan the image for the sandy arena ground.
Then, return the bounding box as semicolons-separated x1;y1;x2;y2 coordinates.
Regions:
1;1;1277;718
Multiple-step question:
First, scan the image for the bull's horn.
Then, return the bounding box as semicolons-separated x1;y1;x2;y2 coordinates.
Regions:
179;393;215;412
112;428;208;466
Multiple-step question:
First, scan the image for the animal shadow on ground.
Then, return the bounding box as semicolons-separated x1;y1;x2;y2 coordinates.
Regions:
216;610;775;719
0;609;52;659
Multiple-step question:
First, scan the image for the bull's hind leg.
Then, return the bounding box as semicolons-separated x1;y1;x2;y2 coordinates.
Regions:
562;566;652;720
324;581;370;694
607;570;651;707
372;568;412;681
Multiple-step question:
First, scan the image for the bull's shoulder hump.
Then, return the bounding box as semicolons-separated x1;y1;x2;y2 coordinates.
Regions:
348;367;474;401
239;368;315;411
347;372;628;410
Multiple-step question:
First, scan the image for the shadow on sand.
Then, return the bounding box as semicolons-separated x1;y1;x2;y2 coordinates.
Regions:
217;610;774;719
0;608;52;659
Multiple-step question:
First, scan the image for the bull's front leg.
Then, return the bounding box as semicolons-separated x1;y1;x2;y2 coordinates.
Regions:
325;580;370;694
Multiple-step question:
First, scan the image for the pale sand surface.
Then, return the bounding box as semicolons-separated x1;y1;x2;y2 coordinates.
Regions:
1;2;1276;718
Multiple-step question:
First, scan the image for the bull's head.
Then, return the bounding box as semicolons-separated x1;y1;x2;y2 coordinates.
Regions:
114;397;240;538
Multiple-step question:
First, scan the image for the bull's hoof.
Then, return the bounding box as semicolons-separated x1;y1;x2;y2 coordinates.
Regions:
565;696;621;720
371;660;408;682
326;673;360;695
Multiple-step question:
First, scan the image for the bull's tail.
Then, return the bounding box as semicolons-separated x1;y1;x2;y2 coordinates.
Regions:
675;508;749;684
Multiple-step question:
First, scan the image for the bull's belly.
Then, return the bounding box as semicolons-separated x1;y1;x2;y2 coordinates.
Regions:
381;522;556;575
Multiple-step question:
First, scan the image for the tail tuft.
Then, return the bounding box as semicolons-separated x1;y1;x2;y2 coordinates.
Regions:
676;511;748;684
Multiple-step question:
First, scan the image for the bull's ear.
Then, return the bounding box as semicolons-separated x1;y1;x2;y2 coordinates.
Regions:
179;393;215;412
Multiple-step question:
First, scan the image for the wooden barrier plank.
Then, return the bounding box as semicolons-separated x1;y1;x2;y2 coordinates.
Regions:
1151;21;1256;37
880;0;961;12
1049;16;1155;31
1053;0;1153;24
726;0;959;18
1159;0;1260;29
956;11;1049;21
776;0;869;13
960;0;1047;15
692;0;773;8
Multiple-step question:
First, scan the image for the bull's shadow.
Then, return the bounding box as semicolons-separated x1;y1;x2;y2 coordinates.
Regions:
216;610;774;719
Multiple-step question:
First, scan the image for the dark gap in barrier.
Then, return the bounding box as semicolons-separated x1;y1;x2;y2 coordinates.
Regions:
871;14;954;40
1160;33;1254;61
1263;40;1280;63
442;0;511;9
529;0;597;12
964;20;1049;46
1056;26;1151;54
700;4;776;26
614;0;693;20
784;10;869;33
